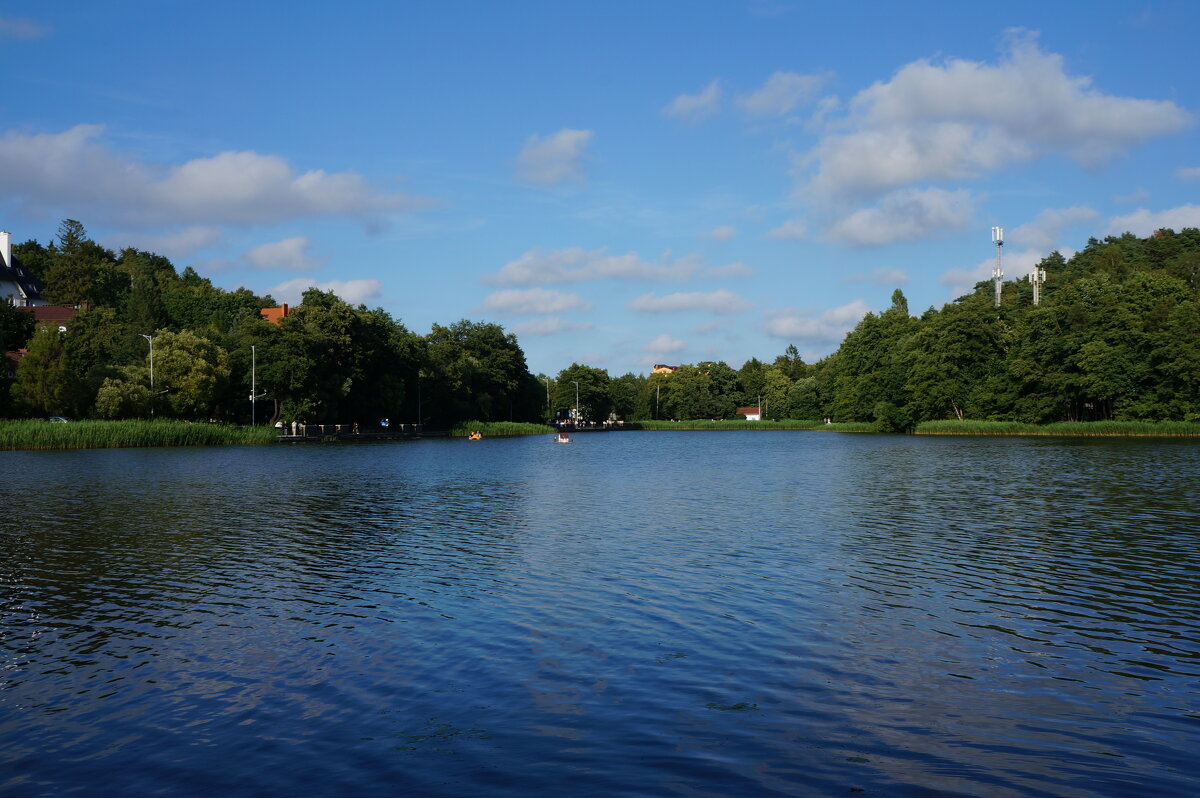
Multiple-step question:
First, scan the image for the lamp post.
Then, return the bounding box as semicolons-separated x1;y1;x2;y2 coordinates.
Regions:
140;334;154;416
250;345;259;426
572;380;580;424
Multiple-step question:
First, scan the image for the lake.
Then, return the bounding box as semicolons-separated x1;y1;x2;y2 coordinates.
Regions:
1;431;1198;796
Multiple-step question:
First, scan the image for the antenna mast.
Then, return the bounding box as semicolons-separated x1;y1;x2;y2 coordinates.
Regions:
1028;262;1046;306
991;226;1004;307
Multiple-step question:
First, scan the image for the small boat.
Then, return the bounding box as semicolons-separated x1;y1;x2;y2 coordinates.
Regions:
468;431;482;441
553;431;572;444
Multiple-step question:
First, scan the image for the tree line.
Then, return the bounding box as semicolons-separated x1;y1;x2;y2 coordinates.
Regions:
5;220;1198;429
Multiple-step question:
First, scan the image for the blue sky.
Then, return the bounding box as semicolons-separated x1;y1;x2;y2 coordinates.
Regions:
2;1;1198;376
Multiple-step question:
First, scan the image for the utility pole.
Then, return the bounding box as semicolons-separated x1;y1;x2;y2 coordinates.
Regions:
991;226;1004;308
140;334;154;416
572;381;580;423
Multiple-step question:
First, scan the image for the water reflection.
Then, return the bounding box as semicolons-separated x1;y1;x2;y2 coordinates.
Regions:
2;434;1198;796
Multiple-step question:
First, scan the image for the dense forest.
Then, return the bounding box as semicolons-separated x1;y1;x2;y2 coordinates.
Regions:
4;221;1198;429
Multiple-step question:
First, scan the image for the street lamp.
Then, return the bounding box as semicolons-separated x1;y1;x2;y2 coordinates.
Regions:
249;345;267;426
572;380;580;424
140;334;154;416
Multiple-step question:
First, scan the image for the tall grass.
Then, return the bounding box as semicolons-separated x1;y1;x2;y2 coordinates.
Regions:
629;419;824;430
916;419;1200;436
0;419;279;450
450;421;556;437
812;422;875;433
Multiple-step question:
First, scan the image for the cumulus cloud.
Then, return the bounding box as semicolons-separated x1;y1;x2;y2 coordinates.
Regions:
245;236;321;271
111;226;223;259
766;218;808;240
0;17;49;38
1009;206;1098;253
806;32;1191;201
515;128;593;185
1177;167;1200;181
739;71;826;117
0;125;429;227
629;289;752;315
481;288;592;316
511;317;596;336
663;80;722;121
271;277;383;306
847;267;909;285
826;187;973;246
644;333;686;354
486;247;702;286
708;225;737;240
1108;204;1200;237
764;299;872;346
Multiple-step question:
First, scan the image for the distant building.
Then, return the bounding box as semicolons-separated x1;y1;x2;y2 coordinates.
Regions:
651;364;677;375
0;230;48;308
22;304;77;333
260;303;291;324
737;406;761;421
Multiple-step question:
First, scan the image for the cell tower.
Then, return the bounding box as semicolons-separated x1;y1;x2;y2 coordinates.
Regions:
1028;262;1046;306
991;226;1004;307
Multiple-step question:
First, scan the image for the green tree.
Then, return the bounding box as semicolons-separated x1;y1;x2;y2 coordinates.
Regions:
553;363;611;422
12;326;70;416
151;329;231;418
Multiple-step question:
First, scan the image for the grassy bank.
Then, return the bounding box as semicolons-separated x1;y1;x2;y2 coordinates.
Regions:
0;419;280;450
915;419;1200;436
450;421;556;437
629;419;824;431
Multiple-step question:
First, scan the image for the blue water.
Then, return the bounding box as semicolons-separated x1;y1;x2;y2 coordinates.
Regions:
1;432;1198;796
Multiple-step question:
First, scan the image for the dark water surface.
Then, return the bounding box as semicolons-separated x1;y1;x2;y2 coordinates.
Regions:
2;432;1198;796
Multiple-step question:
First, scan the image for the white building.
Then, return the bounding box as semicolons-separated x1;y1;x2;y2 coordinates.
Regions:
0;230;48;307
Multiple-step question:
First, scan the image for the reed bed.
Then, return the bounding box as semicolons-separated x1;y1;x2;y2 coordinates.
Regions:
450;421;556;437
811;422;875;433
0;419;279;450
629;419;824;431
916;419;1200;437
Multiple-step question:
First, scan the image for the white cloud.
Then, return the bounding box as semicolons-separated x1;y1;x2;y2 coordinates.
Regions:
110;226;223;259
481;288;592;316
515;128;593;185
629;289;752;315
1008;206;1098;253
663;80;722;121
1177;167;1200;181
0;125;429;227
847;267;909;285
708;225;737;240
245;236;321;271
764;299;872;346
486;247;702;286
1108;204;1200;237
0;17;49;38
644;333;686;354
766;218;808;240
705;261;754;279
826;187;973;246
511;317;596;337
807;33;1191;200
271;277;383;306
739;71;826;117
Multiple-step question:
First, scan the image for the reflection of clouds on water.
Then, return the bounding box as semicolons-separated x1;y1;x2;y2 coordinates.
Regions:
2;435;1199;795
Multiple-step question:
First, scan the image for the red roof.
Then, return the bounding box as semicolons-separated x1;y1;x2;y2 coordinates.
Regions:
737;407;761;415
